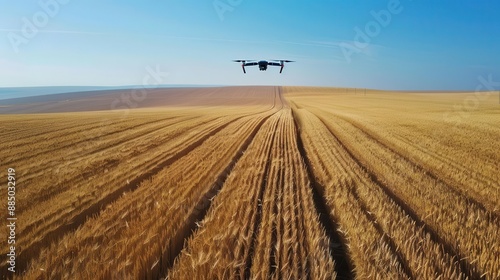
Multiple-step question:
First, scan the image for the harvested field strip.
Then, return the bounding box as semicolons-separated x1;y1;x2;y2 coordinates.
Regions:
294;108;467;279
310;107;499;279
9;116;201;207
292;108;409;279
2;114;229;273
379;120;499;178
2;115;165;153
23;110;276;279
0;114;107;139
368;118;500;212
11;115;220;228
1;114;143;151
343;116;500;213
5;115;192;167
3;115;188;204
293;112;354;280
168;111;282;279
292;106;464;279
249;109;335;279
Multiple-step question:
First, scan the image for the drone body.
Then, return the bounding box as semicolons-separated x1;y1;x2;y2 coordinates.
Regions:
233;60;295;74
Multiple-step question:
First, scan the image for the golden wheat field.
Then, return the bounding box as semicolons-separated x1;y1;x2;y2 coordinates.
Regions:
0;86;499;279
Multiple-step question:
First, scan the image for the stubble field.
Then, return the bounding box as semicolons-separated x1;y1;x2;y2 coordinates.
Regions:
0;86;498;279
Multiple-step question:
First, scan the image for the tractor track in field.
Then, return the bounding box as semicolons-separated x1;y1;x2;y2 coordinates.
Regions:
3;115;171;151
5;116;182;165
162;96;285;278
17;116;221;235
0;117;127;144
390;125;498;191
243;113;281;279
291;110;354;280
18;116;207;209
334;112;499;218
312;111;480;280
160;115;272;277
10;113;257;275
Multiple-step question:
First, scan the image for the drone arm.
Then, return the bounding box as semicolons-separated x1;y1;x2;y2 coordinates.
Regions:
241;62;257;73
266;62;285;73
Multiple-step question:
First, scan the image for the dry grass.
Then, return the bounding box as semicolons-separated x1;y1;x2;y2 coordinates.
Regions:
286;86;499;279
169;108;335;279
1;86;498;279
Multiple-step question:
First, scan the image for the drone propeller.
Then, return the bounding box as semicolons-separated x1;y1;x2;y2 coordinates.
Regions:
272;60;295;63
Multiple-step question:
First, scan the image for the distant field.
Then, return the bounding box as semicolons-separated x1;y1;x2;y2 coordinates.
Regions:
0;86;498;279
0;86;273;114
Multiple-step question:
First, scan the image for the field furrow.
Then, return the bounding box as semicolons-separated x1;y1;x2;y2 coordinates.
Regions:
2;86;498;279
1;114;233;273
310;107;499;279
170;108;336;280
250;108;335;279
293;107;469;279
293;109;409;279
168;110;281;279
332;112;499;214
23;106;275;279
1;114;145;152
10;115;202;209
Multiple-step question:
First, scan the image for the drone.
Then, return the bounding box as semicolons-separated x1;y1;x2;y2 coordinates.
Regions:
233;60;295;74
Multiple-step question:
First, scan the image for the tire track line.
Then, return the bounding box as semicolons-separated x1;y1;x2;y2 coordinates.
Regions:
19;116;206;207
158;88;285;278
16;116;221;235
160;114;277;277
293;107;467;278
291;110;354;280
5;116;183;165
244;113;281;279
335;113;499;217
312;111;480;279
10;114;249;274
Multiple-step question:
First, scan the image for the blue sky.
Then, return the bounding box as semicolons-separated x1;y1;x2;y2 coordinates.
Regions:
1;0;499;90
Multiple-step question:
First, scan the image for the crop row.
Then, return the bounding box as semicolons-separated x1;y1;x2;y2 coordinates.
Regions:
250;109;334;279
168;110;283;279
294;108;467;279
308;106;499;279
1;113;231;273
327;110;499;214
23;107;277;279
169;108;335;279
